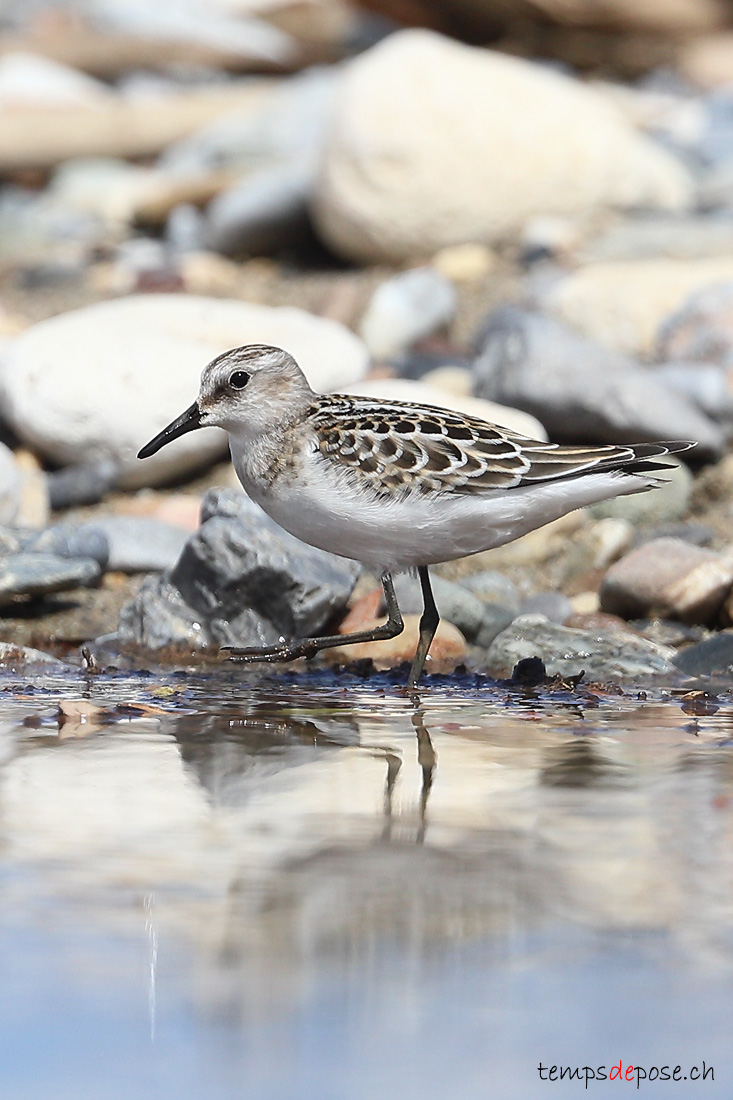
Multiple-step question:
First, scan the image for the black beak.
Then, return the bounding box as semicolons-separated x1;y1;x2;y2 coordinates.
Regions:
137;403;202;459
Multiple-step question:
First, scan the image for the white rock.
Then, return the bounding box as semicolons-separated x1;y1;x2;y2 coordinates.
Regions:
0;441;20;525
0;295;369;489
0;52;113;109
358;267;457;358
313;30;692;263
543;258;733;357
342;377;548;440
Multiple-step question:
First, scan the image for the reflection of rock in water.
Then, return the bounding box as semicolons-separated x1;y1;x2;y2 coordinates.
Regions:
173;707;361;809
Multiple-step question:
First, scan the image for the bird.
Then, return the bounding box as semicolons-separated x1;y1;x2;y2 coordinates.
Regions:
138;344;695;689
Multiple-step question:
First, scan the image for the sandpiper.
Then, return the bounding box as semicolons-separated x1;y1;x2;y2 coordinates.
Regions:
138;344;695;688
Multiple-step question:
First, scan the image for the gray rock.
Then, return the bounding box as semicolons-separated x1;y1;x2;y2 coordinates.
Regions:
0;525;21;554
656;281;733;370
673;630;733;678
699;158;733;210
634;521;713;547
461;570;520;610
162;67;339;177
30;522;110;569
80;515;189;573
392;573;485;641
588;460;692;524
47;459;119;509
0;553;101;605
358;267;457;359
117;488;359;650
651;361;733;424
472;306;724;458
518;591;572;624
474;604;517;650
482;617;676;682
205;163;313;257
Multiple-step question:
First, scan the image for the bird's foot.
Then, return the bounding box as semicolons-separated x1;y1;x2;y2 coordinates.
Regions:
223;638;319;663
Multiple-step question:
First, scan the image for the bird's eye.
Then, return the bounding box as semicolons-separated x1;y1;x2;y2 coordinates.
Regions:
229;370;250;390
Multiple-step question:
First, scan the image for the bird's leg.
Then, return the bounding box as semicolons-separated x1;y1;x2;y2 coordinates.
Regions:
407;566;440;690
225;571;404;664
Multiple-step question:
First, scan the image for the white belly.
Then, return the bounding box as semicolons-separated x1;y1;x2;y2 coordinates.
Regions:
233;446;648;572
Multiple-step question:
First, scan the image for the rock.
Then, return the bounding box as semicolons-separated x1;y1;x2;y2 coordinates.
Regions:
13;448;49;529
0;441;19;524
579;214;733;263
78;516;189;573
680;33;733;91
673;630;733;677
0;553;100;605
358;268;457;359
391;573;485;641
589;460;692;523
518;592;572;625
0;51;113;109
482;617;676;681
29;522;110;569
431;242;496;282
0;81;276;172
342;375;547;441
117;488;359;650
472;307;722;455
651;362;733;424
698;159;733;210
204;163;314;256
0;294;369;489
47;459;119;509
327;613;466;669
474;604;518;650
542;258;733;358
0;641;74;672
460;570;520;610
600;538;733;623
656;281;733;369
312;30;691;263
635;521;713;547
420;365;473;397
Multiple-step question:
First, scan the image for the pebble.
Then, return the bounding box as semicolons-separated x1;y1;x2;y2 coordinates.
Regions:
47;459;119;510
460;570;520;610
326;614;467;669
431;243;496;282
0;441;19;524
656;281;733;369
580;214;733;263
0;553;101;605
30;522;110;569
542;258;733;358
472;307;723;457
118;488;359;650
0;641;74;672
600;538;733;624
86;516;189;574
0;294;369;490
482;617;676;681
673;629;733;678
342;376;547;441
313;30;690;262
204;163;314;256
391;573;486;642
358;268;457;359
517;591;572;625
13;448;49;529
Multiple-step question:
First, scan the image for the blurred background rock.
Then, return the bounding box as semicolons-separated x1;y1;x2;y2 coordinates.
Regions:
1;0;733;678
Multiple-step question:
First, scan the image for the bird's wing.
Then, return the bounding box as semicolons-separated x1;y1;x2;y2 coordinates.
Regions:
311;396;693;497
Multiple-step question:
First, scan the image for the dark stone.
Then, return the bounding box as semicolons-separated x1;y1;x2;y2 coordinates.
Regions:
117;489;359;650
673;630;733;678
518;591;572;624
30;522;110;569
47;459;118;509
0;553;101;605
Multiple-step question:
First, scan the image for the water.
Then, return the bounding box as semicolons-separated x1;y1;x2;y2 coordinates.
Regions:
0;667;731;1098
